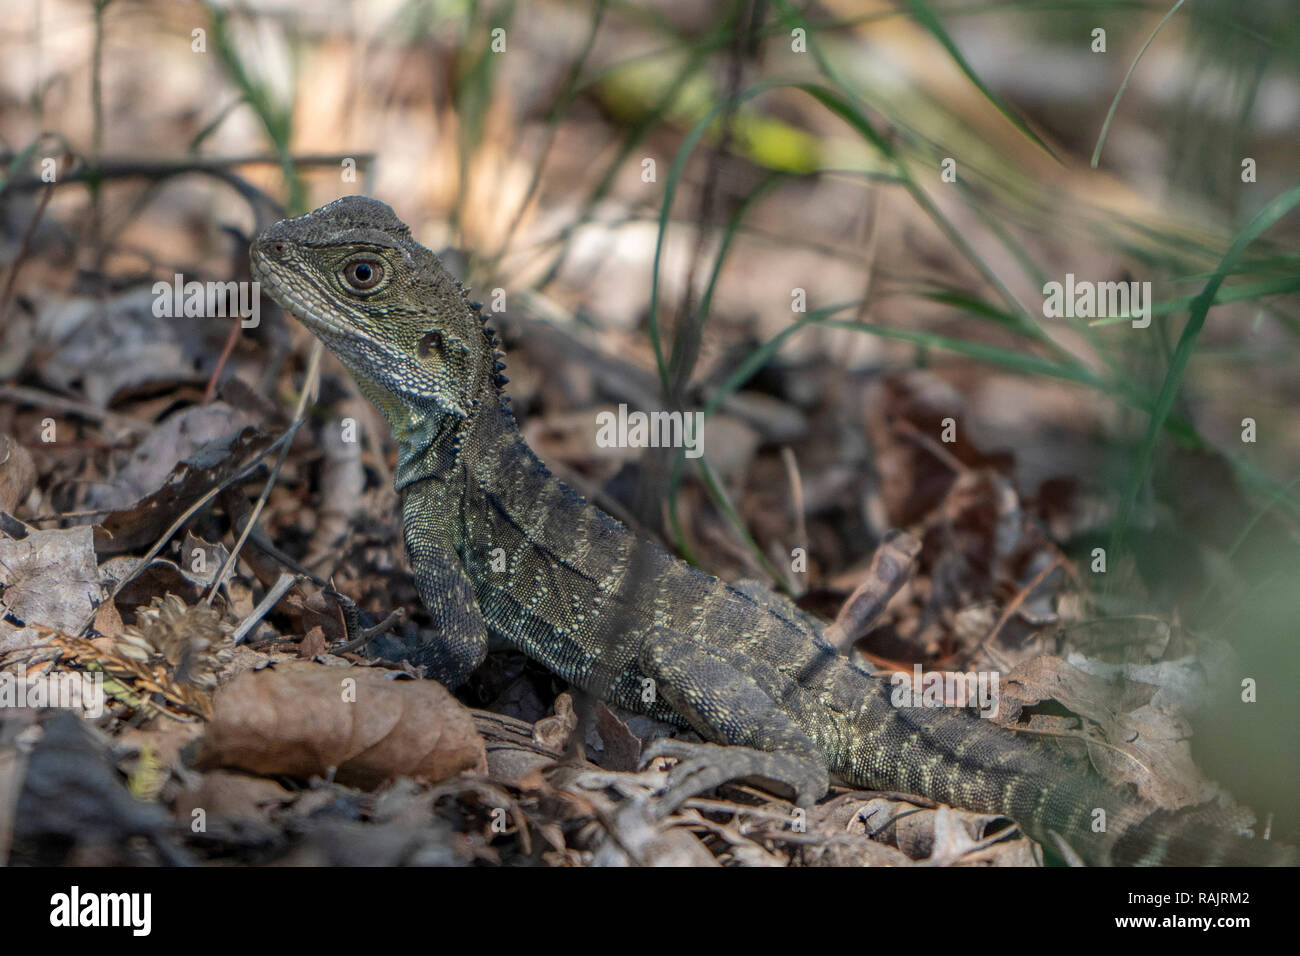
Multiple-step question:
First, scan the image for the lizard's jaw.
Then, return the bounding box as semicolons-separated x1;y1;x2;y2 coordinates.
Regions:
251;247;347;341
251;245;470;424
252;246;392;361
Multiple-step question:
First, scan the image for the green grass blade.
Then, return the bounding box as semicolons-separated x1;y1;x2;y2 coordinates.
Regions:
1089;274;1300;326
899;0;1057;159
1091;0;1187;168
1111;184;1300;550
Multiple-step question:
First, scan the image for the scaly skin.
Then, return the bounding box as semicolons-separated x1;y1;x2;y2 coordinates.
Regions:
252;196;1292;865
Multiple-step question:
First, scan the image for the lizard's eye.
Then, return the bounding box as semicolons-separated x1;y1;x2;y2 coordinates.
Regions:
342;259;384;292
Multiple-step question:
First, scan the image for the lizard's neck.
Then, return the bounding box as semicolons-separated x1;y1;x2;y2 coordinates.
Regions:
392;408;453;490
375;377;513;491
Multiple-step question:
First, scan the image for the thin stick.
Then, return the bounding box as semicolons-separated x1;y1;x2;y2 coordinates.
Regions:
0;171;59;326
779;446;807;592
230;571;299;645
203;318;243;404
972;555;1064;661
203;340;323;605
329;608;405;656
0;384;150;436
1;152;374;194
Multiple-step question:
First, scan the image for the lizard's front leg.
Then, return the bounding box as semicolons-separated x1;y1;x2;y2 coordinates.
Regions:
637;627;829;812
399;481;489;687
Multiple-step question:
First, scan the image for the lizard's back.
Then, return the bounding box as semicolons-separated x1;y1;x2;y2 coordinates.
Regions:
452;409;1295;865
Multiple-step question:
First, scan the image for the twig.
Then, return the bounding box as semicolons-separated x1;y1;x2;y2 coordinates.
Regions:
203;340;323;605
0;384;151;436
230;571;299;644
1;152;373;194
330;608;405;656
203;316;243;404
0;162;61;327
893;417;968;475
972;555;1065;662
90;0;109;266
487;0;610;273
779;446;807;571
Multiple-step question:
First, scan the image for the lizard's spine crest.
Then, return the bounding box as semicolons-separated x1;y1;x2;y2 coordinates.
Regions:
468;300;511;391
463;299;513;419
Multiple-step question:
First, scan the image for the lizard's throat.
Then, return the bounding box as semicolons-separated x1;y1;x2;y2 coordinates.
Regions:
390;405;465;490
349;376;458;490
356;371;506;492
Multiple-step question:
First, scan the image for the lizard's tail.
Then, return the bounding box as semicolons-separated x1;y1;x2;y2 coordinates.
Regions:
1012;775;1296;865
1102;802;1296;866
848;701;1295;865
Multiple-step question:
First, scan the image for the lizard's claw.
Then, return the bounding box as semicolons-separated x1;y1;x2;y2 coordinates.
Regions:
639;738;827;815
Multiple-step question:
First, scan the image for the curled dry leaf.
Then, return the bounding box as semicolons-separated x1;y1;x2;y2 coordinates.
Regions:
531;692;578;752
82;404;260;512
999;654;1216;809
197;661;487;789
91;425;271;555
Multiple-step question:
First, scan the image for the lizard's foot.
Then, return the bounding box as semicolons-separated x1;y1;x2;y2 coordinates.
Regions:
634;625;830;814
639;738;828;815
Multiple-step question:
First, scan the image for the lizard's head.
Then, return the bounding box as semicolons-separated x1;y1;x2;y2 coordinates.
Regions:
251;196;492;421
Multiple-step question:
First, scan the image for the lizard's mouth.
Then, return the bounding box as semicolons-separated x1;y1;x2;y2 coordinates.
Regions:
250;247;347;340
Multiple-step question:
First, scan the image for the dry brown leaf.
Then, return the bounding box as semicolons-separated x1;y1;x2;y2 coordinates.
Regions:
0;525;100;654
171;770;293;825
531;692;578;752
0;436;36;514
83;404;260;512
592;700;646;772
1000;654;1213;808
296;625;329;659
197;660;487;788
91;425;271;555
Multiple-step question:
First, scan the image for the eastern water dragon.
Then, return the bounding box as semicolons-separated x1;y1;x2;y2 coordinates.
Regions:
251;196;1292;866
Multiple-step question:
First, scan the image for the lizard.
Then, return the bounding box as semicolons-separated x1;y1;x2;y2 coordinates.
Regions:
251;195;1293;866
